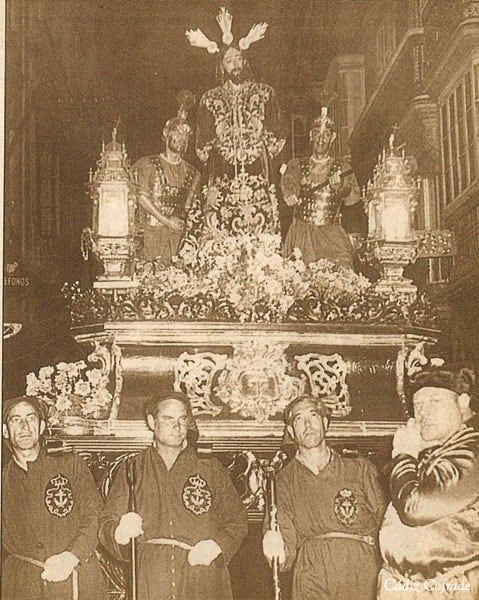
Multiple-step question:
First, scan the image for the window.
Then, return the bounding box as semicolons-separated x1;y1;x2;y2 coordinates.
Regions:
375;12;397;76
439;68;477;204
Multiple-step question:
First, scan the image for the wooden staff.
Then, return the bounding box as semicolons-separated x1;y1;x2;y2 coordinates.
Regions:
126;457;138;600
265;468;282;600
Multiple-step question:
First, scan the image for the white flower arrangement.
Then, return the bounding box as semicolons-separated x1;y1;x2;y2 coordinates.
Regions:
26;360;113;424
135;232;376;322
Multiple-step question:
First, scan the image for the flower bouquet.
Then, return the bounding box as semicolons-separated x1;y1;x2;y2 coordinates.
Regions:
26;360;113;433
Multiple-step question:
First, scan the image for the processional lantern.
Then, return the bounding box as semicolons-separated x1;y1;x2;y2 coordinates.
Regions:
86;128;137;288
365;133;420;300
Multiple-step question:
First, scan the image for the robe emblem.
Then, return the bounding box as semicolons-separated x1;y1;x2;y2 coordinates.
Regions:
334;488;358;526
45;473;74;518
182;474;212;515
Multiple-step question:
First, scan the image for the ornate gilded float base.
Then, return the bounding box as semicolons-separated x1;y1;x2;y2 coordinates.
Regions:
70;321;439;434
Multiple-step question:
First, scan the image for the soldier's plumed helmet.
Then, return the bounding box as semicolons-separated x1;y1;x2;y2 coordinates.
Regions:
311;109;336;135
163;113;192;141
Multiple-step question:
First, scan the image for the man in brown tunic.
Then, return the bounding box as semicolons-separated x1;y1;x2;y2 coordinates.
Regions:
2;396;107;600
263;395;386;600
100;392;248;600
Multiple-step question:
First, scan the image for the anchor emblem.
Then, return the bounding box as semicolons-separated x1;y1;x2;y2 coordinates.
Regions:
45;473;74;518
182;474;212;516
334;488;358;527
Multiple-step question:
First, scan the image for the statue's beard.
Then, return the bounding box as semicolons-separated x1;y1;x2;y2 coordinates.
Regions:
226;69;245;85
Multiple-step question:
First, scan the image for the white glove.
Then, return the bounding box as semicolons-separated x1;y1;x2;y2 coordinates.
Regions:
328;170;342;191
114;512;144;545
41;551;79;582
187;539;222;566
262;529;286;567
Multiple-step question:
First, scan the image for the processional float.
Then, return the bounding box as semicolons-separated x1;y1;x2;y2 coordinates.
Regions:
53;124;449;599
35;7;453;599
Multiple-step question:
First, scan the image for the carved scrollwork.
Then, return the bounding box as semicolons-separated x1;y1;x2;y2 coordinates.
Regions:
405;341;428;379
87;341;112;381
86;337;123;422
97;550;126;600
394;342;431;418
294;353;352;417
110;342;123;421
463;1;479;18
174;352;228;416
99;452;139;501
395;345;411;418
227;450;267;510
372;241;418;264
77;451;112;486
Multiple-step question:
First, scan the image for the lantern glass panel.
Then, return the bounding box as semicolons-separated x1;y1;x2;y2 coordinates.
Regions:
98;184;129;237
382;197;410;241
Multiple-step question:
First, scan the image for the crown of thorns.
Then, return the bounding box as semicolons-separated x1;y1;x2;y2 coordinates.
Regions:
186;7;268;55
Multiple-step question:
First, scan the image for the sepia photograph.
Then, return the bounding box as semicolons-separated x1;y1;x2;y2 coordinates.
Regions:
2;1;479;598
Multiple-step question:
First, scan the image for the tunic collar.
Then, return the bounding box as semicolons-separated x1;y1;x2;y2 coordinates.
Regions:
149;443;196;471
160;152;182;166
11;445;45;472
295;446;334;475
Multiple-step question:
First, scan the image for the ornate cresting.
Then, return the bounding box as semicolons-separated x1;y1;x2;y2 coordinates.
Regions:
174;351;228;416
83;128;137;288
365;134;420;300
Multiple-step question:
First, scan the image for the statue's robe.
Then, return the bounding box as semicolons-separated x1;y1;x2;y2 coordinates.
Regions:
196;79;284;182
